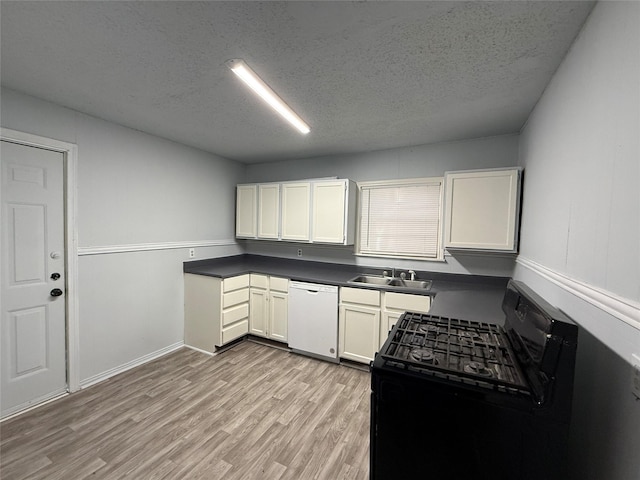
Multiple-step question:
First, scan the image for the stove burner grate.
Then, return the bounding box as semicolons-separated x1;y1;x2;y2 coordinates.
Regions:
409;348;438;364
463;361;494;377
381;313;528;390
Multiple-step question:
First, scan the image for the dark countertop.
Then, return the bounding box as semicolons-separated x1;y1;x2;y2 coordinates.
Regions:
184;254;509;325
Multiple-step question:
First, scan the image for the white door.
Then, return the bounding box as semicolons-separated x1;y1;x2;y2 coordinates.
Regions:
236;184;257;238
249;288;268;337
281;182;310;241
257;183;280;239
339;304;380;364
269;292;288;342
312;180;346;244
1;140;67;418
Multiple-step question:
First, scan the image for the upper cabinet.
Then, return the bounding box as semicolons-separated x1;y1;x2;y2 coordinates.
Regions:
443;168;522;253
311;180;356;244
236;184;257;238
281;182;311;241
258;183;280;239
236;178;356;245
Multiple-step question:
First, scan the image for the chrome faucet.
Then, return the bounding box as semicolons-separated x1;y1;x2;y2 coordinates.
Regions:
408;270;416;281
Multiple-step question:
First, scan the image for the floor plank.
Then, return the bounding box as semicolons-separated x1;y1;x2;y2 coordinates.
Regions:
0;341;370;480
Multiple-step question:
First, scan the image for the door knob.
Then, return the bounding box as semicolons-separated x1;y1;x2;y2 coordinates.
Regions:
50;288;63;297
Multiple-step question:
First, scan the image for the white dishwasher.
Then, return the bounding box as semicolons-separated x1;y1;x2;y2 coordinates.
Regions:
288;281;339;363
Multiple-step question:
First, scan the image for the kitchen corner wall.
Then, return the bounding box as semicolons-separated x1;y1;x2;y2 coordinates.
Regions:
243;134;520;277
514;3;640;480
1;87;244;386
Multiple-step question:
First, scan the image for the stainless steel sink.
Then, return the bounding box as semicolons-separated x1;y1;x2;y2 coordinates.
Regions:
387;278;433;290
348;275;392;286
348;275;432;290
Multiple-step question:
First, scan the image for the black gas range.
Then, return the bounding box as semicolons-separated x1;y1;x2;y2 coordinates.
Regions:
370;280;578;480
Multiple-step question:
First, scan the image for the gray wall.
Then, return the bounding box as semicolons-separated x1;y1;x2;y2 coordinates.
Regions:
1;87;244;385
244;134;521;277
513;3;640;479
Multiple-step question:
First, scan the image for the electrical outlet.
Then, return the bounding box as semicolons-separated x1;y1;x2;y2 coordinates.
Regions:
189;248;195;258
632;354;640;400
297;249;302;257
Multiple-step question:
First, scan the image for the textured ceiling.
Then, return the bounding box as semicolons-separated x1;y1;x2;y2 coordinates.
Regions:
0;1;595;163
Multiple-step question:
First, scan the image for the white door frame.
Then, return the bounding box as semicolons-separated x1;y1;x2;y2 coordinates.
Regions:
1;127;80;394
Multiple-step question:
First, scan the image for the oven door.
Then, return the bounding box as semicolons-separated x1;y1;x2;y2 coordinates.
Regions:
370;364;567;480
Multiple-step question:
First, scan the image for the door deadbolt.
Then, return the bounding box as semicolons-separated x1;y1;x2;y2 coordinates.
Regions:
50;288;63;297
51;272;61;280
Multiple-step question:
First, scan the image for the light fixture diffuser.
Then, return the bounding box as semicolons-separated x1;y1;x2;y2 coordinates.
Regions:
226;59;310;134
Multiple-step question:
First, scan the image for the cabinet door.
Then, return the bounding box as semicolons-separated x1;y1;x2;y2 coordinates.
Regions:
339;304;380;364
236;184;257;238
249;288;268;337
258;183;280;239
380;310;402;349
269;292;288;342
312;180;346;244
281;182;310;241
444;169;520;251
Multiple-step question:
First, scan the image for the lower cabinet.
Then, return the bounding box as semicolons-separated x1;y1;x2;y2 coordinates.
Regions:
249;274;289;343
339;287;381;363
339;287;432;364
185;272;430;361
380;292;431;349
184;273;250;354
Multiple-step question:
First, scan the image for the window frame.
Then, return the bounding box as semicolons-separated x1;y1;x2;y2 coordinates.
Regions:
355;177;445;261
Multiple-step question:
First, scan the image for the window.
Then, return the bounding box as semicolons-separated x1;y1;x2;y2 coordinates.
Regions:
357;178;443;259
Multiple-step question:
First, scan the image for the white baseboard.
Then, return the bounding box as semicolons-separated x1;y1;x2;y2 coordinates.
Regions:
183;344;216;356
516;256;640;330
0;390;68;422
80;342;184;389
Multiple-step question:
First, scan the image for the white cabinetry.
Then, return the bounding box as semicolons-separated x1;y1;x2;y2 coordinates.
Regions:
236;185;257;238
249;275;268;337
311;179;356;245
338;287;433;362
184;273;250;354
281;182;311;241
235;178;356;245
444;168;521;252
258;183;280;239
249;274;289;343
380;292;431;348
339;287;381;363
269;283;289;342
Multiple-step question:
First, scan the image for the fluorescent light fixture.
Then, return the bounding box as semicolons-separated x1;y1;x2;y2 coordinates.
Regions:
226;59;311;135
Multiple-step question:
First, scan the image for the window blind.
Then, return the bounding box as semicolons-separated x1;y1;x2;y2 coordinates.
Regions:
358;179;442;258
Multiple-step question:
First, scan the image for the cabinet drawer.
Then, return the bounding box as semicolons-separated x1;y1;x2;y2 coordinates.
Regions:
270;276;289;293
223;274;249;293
250;274;268;289
221;319;249;344
223;288;249;309
384;292;431;312
340;287;381;307
222;303;249;327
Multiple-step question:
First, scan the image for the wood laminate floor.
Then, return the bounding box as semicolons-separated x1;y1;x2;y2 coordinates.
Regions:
0;341;371;479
